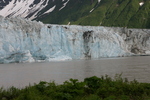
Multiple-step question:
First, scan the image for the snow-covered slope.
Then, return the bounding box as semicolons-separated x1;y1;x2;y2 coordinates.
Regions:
0;0;50;19
0;0;101;20
0;16;150;63
0;0;71;20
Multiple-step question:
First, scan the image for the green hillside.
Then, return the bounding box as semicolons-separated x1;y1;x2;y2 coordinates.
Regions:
37;0;150;28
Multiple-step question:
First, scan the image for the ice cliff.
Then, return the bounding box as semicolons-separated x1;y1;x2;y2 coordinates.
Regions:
0;16;150;63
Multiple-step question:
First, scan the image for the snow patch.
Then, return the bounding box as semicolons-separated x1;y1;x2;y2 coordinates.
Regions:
98;0;101;3
139;2;144;6
2;0;5;3
0;0;49;20
43;5;56;14
90;8;94;13
90;0;101;13
59;0;69;11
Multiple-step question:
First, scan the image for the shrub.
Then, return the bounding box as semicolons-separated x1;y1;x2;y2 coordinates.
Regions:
0;75;150;100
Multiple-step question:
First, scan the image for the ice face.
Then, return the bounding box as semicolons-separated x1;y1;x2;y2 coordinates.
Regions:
0;16;150;63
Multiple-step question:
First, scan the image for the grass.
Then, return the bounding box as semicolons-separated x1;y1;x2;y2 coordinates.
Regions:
0;74;150;100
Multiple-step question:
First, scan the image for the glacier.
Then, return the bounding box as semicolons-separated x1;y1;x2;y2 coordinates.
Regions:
0;16;150;63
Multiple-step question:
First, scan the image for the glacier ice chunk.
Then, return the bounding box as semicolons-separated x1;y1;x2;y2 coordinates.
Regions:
0;16;150;63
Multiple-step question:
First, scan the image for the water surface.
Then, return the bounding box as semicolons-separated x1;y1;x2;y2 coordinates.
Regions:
0;56;150;88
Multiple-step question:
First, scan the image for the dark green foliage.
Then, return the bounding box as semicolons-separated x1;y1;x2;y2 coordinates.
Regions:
39;0;97;25
128;0;150;28
0;87;21;100
37;0;150;28
112;0;139;27
1;75;150;100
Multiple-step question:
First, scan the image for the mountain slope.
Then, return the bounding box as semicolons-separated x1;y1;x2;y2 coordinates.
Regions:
38;0;150;28
0;0;68;19
38;0;103;25
0;0;150;28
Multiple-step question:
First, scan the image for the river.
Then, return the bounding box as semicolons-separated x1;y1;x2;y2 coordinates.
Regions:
0;56;150;88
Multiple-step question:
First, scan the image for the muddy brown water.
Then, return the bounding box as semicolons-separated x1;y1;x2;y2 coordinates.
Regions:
0;56;150;88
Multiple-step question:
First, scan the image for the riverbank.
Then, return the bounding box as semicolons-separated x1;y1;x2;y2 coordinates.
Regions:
0;75;150;100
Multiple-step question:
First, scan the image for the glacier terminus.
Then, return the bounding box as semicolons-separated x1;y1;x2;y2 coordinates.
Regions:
0;16;150;63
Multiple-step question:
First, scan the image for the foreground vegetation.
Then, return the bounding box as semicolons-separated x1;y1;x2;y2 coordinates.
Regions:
1;75;150;100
